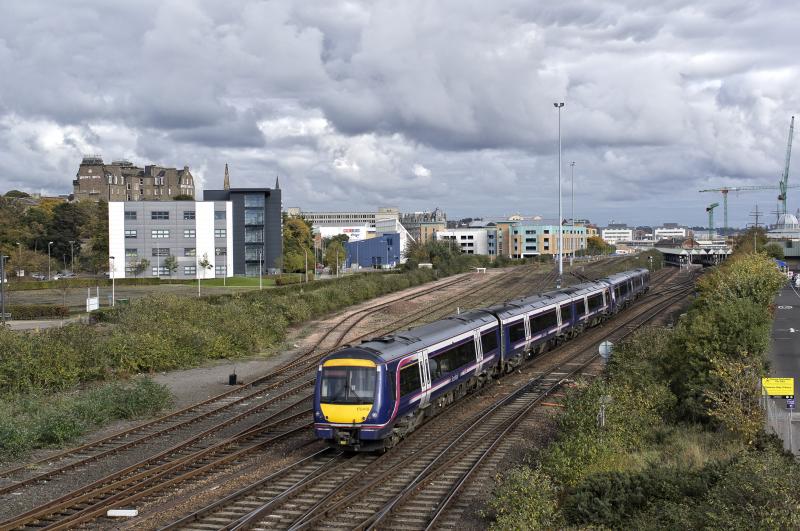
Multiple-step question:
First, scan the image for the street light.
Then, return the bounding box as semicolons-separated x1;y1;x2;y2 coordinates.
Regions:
304;247;308;283
570;161;575;227
1;255;8;326
554;102;565;288
258;249;263;290
47;241;54;280
109;256;116;307
69;240;75;273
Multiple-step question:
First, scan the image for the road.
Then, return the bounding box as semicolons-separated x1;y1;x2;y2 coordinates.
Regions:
766;284;800;455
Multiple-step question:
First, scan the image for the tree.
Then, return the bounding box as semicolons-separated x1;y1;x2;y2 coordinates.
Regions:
197;253;213;296
163;255;178;276
283;215;314;274
324;240;345;274
4;190;29;198
586;236;614;256
763;243;784;260
131;258;149;278
82;200;108;273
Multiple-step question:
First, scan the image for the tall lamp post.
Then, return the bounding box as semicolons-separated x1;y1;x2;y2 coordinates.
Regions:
109;256;116;307
570;161;575;227
1;255;8;326
47;241;54;280
258;250;263;290
554;102;565;288
304;247;308;283
69;240;75;273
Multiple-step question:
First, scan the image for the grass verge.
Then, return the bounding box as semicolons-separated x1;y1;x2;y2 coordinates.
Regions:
0;377;172;463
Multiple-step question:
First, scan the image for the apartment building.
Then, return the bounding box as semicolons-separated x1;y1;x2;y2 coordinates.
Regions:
74;156;195;202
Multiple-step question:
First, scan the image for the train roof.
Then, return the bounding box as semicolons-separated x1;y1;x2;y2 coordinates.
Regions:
487;280;606;320
349;309;496;362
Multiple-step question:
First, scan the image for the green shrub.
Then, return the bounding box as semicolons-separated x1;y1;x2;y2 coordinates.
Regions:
0;377;172;461
6;304;69;319
275;274;302;286
486;466;562;530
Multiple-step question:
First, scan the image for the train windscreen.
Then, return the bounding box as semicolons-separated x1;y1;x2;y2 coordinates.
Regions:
320;367;376;404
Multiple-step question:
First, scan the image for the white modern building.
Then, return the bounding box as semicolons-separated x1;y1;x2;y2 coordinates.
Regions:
109;201;234;279
315;225;375;242
286;207;399;228
654;227;687;239
436;228;489;255
375;218;414;264
601;228;634;245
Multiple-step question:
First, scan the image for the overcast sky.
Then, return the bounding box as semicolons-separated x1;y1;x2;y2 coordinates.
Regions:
1;0;798;227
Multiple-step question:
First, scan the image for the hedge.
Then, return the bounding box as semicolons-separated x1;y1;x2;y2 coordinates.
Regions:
6;304;70;320
9;277;197;291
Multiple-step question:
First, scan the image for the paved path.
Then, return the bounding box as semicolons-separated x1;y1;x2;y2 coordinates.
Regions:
766;284;800;455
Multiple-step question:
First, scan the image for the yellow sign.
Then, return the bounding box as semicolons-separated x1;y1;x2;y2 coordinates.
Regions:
762;377;795;396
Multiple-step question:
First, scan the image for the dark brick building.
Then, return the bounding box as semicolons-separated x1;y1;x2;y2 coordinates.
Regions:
73;156;195;202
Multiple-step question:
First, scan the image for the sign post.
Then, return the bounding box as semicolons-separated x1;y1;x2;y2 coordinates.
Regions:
762;377;795;397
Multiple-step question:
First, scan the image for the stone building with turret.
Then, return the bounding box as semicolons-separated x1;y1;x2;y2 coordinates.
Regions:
73;156;195;202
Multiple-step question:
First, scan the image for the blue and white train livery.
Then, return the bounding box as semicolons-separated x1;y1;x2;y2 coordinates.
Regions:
313;268;650;451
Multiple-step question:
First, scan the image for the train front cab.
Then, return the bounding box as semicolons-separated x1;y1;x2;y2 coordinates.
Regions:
313;351;394;451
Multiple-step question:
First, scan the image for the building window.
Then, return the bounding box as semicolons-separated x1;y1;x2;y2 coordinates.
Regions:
184;265;196;275
151;211;169;220
151;229;170;238
183;210;195;220
244;194;265;207
215;265;227;276
215;247;227;256
125;248;137;257
244;227;262;243
245;263;261;277
124;211;137;220
152;248;170;257
125;229;137;239
215;229;227;238
183;229;196;238
152;266;169;276
215;210;226;221
244;210;263;225
245;246;262;261
184;248;196;257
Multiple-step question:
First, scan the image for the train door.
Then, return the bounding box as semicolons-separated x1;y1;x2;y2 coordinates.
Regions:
524;315;532;344
473;330;484;370
418;349;432;408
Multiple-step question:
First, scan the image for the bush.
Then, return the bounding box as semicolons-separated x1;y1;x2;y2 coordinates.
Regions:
275;274;303;286
0;377;172;461
6;304;69;319
486;466;562;530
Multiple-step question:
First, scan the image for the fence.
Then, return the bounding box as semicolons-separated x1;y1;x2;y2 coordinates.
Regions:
762;396;799;456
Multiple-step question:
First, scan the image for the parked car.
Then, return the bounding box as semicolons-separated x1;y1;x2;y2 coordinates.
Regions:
31;273;46;281
54;272;77;280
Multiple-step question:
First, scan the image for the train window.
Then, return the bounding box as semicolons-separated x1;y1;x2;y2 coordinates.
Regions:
614;286;621;299
560;304;572;323
588;293;604;311
481;330;499;353
386;369;396;401
399;362;422;397
320;367;376;405
508;320;526;343
531;309;557;334
576;299;586;317
430;340;476;380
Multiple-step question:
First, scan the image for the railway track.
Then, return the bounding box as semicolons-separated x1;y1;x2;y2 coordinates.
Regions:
0;263;566;530
154;269;694;531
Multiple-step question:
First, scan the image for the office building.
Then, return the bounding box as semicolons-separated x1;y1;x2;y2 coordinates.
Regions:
436;228;489;255
509;224;587;258
74;156;195;202
400;208;447;243
286;207;399;228
345;233;402;269
601;228;634;245
108;201;233;279
654;226;687;239
204;184;283;275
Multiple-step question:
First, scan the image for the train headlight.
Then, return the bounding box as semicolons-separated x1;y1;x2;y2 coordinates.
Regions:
369;412;378;419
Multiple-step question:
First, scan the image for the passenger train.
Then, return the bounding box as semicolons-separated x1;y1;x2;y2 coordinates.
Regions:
313;268;650;451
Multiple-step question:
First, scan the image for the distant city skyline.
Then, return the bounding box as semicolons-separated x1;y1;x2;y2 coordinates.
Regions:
0;1;798;227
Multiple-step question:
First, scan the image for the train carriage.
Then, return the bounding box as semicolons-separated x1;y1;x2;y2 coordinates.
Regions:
314;310;499;451
313;268;651;451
